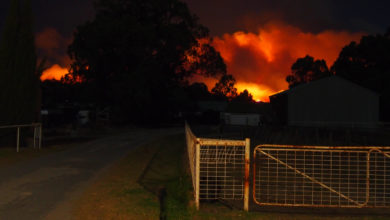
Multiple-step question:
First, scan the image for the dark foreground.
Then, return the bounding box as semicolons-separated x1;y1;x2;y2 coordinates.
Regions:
0;128;181;220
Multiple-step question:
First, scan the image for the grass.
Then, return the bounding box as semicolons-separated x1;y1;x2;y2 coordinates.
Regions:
72;134;202;219
72;135;162;219
71;133;390;220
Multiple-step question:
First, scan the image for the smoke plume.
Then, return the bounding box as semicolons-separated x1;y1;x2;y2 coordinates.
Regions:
208;22;363;101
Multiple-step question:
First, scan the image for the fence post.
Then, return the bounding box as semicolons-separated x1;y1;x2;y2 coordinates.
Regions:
16;126;20;152
195;138;201;210
244;138;250;211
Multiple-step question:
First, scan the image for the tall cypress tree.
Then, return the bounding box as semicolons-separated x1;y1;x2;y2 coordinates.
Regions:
0;0;39;125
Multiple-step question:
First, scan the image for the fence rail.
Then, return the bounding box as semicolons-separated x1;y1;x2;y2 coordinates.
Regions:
0;123;42;152
253;144;390;208
185;123;250;210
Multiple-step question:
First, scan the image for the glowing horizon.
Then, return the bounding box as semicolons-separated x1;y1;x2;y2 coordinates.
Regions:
40;22;364;103
40;64;69;81
211;22;363;102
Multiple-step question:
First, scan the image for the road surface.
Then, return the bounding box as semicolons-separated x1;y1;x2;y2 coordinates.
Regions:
0;128;182;220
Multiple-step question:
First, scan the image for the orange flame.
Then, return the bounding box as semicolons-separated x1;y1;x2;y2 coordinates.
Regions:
208;22;363;102
40;64;69;81
235;82;275;102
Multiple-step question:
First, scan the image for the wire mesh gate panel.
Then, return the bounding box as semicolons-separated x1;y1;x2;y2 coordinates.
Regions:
253;145;390;208
198;139;247;200
185;123;250;210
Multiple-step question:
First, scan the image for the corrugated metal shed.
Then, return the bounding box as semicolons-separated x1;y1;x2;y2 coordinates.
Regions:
270;76;379;128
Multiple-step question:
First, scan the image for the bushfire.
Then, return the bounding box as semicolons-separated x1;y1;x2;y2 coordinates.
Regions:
209;22;363;102
40;64;69;81
40;22;363;102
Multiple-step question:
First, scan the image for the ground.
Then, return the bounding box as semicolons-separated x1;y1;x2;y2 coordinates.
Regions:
0;127;180;219
70;129;390;220
1;126;390;219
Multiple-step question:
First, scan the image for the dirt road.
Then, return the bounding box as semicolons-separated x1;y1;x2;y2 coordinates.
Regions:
0;128;182;220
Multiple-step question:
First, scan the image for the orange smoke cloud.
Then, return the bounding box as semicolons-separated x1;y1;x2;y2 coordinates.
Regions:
209;22;363;102
36;28;72;67
40;64;69;81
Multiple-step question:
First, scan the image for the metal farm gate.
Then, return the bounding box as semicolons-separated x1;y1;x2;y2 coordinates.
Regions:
185;123;250;210
253;145;390;208
185;123;390;211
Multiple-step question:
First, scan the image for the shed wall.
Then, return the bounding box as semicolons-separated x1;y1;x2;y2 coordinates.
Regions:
288;77;379;128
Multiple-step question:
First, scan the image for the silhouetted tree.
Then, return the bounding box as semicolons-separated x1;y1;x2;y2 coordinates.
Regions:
0;0;39;125
211;74;237;99
232;89;254;103
332;31;390;93
182;42;227;79
187;82;211;100
286;55;331;88
332;29;390;121
68;0;226;123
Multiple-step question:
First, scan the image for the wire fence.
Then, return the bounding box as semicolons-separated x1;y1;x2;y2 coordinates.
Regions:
185;123;250;210
253;145;390;208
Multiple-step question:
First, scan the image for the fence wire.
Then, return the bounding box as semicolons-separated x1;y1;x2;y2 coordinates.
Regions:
199;144;246;200
253;145;390;208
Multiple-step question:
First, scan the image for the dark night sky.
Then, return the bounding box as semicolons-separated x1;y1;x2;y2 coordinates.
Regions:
0;0;94;37
1;0;390;38
0;0;389;80
183;0;390;36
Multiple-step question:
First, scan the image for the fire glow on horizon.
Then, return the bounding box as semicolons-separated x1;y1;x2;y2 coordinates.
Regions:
206;22;363;102
40;64;68;81
39;22;363;102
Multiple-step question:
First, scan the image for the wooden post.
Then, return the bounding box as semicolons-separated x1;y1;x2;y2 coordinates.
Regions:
195;138;200;210
16;127;20;152
244;138;250;211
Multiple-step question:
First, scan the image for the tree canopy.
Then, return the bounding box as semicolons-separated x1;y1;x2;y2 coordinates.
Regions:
331;29;390;121
211;74;237;100
332;31;390;93
68;0;227;123
232;89;254;103
285;55;331;88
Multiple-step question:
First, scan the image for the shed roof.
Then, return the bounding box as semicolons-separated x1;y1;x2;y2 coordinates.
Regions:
270;75;379;99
